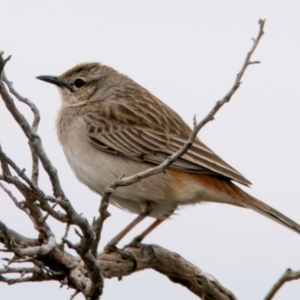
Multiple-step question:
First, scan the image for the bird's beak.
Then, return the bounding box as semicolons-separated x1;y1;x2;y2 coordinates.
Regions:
36;75;74;92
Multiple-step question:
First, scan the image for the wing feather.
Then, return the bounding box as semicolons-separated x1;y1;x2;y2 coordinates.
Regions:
82;90;251;186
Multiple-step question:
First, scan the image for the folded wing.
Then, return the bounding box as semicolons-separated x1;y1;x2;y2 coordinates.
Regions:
82;91;251;186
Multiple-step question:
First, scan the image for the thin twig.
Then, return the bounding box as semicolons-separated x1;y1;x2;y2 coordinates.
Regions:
2;72;40;185
0;182;19;205
0;144;36;189
91;205;110;257
0;220;40;248
0;265;63;284
59;223;71;248
264;268;300;300
0;62;64;198
70;290;80;300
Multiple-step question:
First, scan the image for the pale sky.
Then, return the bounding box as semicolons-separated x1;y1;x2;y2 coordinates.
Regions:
1;1;300;299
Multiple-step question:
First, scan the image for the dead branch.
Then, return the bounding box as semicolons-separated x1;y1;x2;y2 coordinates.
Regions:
0;19;281;300
264;268;300;300
0;221;236;300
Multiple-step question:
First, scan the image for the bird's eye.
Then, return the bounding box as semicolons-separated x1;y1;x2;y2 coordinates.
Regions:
74;78;85;88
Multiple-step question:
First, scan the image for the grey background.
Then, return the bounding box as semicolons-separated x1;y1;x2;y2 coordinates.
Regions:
1;1;300;299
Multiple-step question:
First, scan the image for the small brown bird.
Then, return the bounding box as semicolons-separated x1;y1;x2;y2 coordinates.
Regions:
37;62;300;246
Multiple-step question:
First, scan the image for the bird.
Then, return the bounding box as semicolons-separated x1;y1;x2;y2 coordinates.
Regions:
37;62;300;247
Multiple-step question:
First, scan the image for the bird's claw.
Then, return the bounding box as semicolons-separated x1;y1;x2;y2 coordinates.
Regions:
104;243;137;271
124;238;156;261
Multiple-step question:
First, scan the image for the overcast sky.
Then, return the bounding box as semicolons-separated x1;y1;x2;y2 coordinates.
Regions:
1;1;300;300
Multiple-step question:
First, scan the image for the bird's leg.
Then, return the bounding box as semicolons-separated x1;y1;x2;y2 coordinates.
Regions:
106;213;148;249
130;205;176;245
131;219;164;244
104;202;153;271
129;206;175;247
105;201;152;250
124;219;164;261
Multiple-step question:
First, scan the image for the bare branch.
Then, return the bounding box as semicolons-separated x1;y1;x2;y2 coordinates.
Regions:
0;218;55;257
0;265;63;285
59;223;71;248
264;268;300;300
2;72;40;184
0;221;40;248
13;236;56;257
0;19;275;300
0;182;19;206
98;245;237;299
91;203;110;257
0;236;237;299
70;290;80;300
0;56;64;198
0;144;36;189
1;73;40;132
193;114;197;127
0;52;11;71
0;52;105;297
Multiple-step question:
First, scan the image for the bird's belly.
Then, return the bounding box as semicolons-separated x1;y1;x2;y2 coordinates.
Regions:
62;138;182;218
61;119;239;218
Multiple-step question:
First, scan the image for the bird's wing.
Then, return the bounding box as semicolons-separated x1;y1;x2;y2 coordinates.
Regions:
82;94;251;186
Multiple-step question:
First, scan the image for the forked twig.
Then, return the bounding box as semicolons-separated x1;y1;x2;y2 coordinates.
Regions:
264;268;300;300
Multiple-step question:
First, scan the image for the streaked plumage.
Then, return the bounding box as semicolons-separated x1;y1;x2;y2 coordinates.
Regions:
37;62;300;238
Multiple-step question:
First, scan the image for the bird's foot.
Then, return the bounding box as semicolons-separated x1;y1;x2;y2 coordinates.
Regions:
124;236;156;260
104;243;137;271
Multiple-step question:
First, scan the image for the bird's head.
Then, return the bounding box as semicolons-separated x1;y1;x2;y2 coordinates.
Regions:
36;62;119;106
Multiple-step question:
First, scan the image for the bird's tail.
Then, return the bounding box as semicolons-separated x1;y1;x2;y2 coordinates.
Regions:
229;181;300;235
